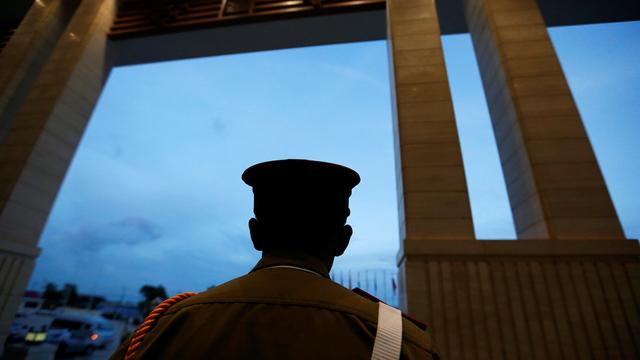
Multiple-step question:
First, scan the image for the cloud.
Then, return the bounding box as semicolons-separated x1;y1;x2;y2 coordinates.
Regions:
320;63;387;91
50;216;163;252
100;228;261;294
211;116;228;135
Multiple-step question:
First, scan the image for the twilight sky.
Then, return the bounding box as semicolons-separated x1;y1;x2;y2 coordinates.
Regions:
29;21;639;302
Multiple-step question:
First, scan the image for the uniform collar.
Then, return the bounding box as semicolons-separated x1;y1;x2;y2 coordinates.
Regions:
250;250;331;279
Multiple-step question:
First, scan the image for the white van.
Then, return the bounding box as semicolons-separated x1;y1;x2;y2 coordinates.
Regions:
46;313;117;355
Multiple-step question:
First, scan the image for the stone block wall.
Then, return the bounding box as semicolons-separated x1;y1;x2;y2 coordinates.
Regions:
399;240;640;359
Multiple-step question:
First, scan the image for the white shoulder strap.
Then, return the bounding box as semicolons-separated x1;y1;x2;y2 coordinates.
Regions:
371;302;403;360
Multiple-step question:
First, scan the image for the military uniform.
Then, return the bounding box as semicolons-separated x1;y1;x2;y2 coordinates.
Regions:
110;252;437;359
110;159;438;359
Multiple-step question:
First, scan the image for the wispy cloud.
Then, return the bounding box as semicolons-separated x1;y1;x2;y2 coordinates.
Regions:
51;216;163;252
320;63;387;91
211;117;227;134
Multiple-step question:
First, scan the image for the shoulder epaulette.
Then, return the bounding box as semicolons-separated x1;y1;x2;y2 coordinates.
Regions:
352;287;428;331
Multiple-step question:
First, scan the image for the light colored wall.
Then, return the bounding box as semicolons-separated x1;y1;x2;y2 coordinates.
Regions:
400;240;640;359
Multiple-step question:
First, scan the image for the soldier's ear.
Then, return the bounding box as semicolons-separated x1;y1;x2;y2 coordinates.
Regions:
249;218;264;251
334;225;352;257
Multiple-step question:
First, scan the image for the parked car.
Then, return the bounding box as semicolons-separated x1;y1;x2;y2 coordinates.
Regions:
46;313;117;355
93;317;118;348
4;321;30;345
5;313;53;349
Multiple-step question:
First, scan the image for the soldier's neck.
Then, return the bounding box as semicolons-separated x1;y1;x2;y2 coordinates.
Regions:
260;249;334;277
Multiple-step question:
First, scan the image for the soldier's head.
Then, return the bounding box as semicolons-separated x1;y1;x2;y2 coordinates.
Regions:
242;159;360;260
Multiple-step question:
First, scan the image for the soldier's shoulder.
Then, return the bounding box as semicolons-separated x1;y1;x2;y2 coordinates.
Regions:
159;271;433;352
164;270;377;322
164;273;255;312
151;273;435;355
350;288;433;353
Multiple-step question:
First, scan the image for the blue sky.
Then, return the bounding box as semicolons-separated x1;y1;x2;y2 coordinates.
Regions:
29;21;639;302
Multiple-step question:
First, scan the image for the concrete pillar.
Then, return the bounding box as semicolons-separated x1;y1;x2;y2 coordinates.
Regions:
0;0;116;349
0;0;80;143
387;0;475;244
387;0;475;327
462;0;625;239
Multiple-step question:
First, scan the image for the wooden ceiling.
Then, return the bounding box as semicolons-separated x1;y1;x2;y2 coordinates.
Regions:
109;0;385;39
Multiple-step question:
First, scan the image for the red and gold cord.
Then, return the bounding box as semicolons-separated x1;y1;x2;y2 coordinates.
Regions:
125;292;197;360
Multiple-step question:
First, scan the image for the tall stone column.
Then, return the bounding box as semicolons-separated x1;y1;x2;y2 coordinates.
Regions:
462;0;625;239
0;0;116;349
0;0;80;143
387;0;475;324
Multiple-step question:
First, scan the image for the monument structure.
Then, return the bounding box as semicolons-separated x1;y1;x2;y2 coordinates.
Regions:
0;0;639;357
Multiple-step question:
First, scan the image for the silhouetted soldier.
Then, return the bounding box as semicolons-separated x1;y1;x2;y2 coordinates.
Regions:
110;159;437;359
